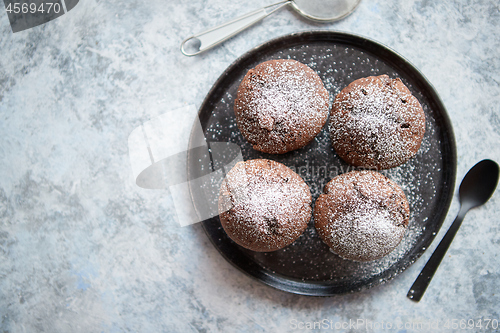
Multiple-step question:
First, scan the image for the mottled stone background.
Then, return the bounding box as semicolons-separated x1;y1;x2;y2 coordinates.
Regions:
0;0;499;332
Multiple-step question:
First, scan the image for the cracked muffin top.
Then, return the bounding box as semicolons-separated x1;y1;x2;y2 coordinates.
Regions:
329;75;425;169
218;159;312;252
314;170;410;262
234;59;329;154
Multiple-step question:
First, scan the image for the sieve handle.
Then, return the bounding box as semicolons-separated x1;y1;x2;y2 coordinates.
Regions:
181;1;291;56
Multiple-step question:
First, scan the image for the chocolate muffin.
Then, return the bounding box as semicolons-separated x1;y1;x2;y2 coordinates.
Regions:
234;59;329;154
330;75;425;169
218;159;312;252
314;170;410;262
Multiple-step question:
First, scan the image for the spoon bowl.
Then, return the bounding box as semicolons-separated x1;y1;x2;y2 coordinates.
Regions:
407;159;499;302
459;159;499;210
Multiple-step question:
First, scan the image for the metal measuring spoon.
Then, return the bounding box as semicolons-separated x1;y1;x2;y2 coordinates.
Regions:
181;0;361;56
408;159;499;302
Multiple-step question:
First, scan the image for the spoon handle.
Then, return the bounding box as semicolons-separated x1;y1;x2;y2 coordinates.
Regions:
407;208;467;302
181;1;290;56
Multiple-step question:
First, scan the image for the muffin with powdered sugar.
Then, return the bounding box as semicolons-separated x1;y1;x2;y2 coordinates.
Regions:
234;59;329;154
218;159;312;252
330;75;425;169
314;170;410;262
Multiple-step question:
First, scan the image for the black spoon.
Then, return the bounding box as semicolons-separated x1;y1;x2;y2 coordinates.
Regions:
407;159;499;302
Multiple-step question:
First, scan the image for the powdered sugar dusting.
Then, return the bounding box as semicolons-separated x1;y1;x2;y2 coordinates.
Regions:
330;75;426;169
332;207;403;260
234;59;329;154
315;171;409;262
218;159;312;252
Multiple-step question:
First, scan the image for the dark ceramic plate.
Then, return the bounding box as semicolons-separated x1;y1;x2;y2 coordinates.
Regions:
187;31;456;296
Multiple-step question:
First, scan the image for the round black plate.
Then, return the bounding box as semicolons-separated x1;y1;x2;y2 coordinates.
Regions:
187;31;457;296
